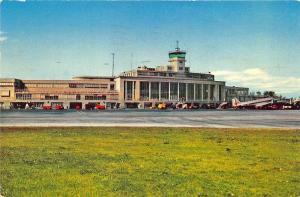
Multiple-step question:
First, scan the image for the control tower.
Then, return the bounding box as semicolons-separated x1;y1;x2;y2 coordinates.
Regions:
168;41;186;73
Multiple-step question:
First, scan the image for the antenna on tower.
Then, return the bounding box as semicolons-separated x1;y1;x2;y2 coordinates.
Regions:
176;40;180;51
111;53;115;77
130;53;133;70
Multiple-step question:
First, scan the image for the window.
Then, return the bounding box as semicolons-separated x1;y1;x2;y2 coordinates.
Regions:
37;84;53;88
0;83;14;87
110;84;115;91
16;94;32;100
125;81;133;100
203;84;209;100
219;85;223;101
179;83;186;101
45;95;58;100
140;82;149;101
69;83;107;89
1;90;10;97
179;67;183;70
195;84;202;101
187;83;194;101
210;85;215;100
85;84;100;88
160;82;169;100
76;94;81;100
85;95;106;100
170;83;178;101
150;82;159;100
53;84;67;88
25;84;37;88
69;83;82;88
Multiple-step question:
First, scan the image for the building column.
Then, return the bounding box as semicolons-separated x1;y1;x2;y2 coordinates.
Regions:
208;84;211;102
194;83;196;101
149;82;151;100
132;81;135;100
201;84;204;101
177;82;180;101
215;85;219;102
125;81;127;101
168;82;171;101
186;83;188;102
135;81;140;101
159;82;161;101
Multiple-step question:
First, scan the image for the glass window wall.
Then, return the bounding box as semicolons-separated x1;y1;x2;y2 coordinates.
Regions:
140;82;149;101
170;83;178;101
187;83;194;101
203;84;209;100
179;83;186;101
151;82;159;100
195;84;202;101
160;82;169;100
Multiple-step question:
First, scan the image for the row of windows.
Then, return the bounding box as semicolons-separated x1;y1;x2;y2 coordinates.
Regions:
45;95;59;100
69;83;108;89
137;72;174;77
125;81;134;100
24;84;69;88
0;82;14;87
16;94;32;100
15;94;107;101
226;89;249;95
129;81;223;101
85;95;106;100
19;83;113;89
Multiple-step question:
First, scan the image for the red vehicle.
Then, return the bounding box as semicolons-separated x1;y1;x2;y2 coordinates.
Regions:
95;103;106;110
55;105;64;110
43;105;52;110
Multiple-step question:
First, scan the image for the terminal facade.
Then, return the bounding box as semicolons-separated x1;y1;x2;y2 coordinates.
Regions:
0;45;227;109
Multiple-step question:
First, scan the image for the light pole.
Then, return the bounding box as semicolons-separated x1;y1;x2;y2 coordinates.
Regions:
111;53;115;77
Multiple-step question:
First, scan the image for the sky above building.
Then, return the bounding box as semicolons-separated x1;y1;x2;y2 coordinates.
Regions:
0;1;299;97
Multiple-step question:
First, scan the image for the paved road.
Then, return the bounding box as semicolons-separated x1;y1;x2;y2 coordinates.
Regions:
0;110;300;128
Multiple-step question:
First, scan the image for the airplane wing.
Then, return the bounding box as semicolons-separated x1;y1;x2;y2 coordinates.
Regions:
254;101;272;107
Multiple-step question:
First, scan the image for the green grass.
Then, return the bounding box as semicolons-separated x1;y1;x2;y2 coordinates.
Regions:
0;127;299;197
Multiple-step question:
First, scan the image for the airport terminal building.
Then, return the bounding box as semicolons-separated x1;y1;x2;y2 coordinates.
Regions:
0;46;226;109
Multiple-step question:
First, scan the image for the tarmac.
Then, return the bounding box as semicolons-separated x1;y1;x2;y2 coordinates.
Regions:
0;110;300;128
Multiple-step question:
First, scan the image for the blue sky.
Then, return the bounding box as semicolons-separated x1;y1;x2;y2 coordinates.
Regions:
0;1;299;97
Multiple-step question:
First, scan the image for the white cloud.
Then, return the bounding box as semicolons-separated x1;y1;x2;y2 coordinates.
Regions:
0;31;7;43
212;68;300;96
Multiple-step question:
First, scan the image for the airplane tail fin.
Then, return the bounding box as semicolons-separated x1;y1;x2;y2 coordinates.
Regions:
232;97;240;107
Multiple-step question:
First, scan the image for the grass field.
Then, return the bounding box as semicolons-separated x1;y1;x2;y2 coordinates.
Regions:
0;127;299;197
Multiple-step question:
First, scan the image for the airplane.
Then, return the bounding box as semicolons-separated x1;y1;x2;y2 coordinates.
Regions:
232;97;274;109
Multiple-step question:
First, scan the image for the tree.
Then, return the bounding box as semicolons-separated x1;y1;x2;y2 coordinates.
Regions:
263;91;275;97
